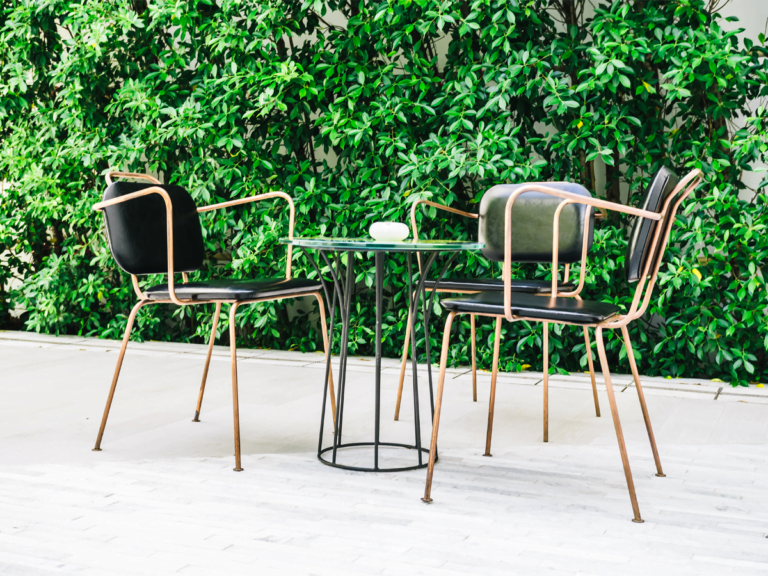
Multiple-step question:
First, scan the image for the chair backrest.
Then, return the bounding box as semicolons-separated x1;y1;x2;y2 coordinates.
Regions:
101;181;205;275
478;182;594;263
624;167;679;283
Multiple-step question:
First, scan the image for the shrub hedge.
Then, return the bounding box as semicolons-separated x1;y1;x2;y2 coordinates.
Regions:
1;0;767;385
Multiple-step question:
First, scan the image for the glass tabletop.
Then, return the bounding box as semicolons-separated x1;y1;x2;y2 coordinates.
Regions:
280;237;484;252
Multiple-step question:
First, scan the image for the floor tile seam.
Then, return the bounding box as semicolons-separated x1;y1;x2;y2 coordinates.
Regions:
718;391;768;399
550;379;721;395
2;332;766;394
0;334;258;359
5;333;757;398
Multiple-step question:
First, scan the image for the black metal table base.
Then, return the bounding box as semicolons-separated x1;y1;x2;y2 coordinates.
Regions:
303;247;456;473
318;442;431;472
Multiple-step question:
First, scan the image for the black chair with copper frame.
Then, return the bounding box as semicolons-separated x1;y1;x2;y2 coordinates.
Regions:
421;167;702;522
395;186;604;423
90;172;335;471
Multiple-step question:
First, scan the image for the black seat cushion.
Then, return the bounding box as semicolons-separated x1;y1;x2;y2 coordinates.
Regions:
144;278;322;301
440;291;621;325
424;277;576;294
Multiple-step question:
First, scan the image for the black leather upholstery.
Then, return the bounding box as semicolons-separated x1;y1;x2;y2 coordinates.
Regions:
440;291;621;325
424;277;576;294
625;167;679;282
478;182;594;264
144;278;322;301
102;182;205;275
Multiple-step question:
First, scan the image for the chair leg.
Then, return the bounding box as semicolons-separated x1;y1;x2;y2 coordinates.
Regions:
543;321;549;443
394;304;413;421
229;303;243;472
595;327;643;523
315;292;337;425
422;311;456;503
621;325;665;478
470;314;477;402
93;300;147;451
483;317;502;457
583;327;601;417
193;302;221;422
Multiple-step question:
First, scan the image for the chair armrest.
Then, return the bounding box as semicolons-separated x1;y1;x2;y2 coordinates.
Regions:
105;172;161;186
502;171;702;324
197;191;296;279
409;199;477;241
500;186;661;309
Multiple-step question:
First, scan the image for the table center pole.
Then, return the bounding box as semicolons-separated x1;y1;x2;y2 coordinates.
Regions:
374;252;384;470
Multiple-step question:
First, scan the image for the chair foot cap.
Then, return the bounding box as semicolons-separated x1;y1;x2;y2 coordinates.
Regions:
655;473;666;477
192;411;200;422
233;467;243;472
421;497;433;504
92;448;102;452
482;453;492;457
632;518;645;524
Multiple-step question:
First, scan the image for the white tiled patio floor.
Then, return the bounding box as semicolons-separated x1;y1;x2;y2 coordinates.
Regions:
1;330;767;575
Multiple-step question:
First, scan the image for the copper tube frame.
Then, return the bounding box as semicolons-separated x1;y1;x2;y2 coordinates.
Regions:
395;196;601;422
92;173;334;470
421;169;703;522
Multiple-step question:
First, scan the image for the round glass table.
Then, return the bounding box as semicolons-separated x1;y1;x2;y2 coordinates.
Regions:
280;237;484;472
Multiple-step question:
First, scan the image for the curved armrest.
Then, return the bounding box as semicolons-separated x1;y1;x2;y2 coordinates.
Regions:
502;171;702;323
198;191;296;279
105;172;161;186
93;186;188;306
409;199;477;241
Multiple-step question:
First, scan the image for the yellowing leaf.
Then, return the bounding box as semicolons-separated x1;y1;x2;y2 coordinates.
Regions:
756;384;765;388
521;364;531;370
577;120;583;129
643;81;652;92
692;268;702;281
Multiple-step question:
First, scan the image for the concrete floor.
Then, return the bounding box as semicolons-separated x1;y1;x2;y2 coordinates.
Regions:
1;329;767;575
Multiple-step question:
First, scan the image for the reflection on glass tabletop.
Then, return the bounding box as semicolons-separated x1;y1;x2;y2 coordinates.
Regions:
280;237;485;252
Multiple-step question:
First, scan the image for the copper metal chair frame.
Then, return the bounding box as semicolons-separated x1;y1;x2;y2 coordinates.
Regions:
91;172;335;471
421;170;703;523
395;198;603;424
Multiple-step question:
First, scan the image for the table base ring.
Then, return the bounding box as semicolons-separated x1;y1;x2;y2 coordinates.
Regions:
318;441;436;472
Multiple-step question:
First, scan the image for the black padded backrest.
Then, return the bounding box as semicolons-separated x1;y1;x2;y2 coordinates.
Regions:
101;181;205;275
625;167;679;282
478;182;594;264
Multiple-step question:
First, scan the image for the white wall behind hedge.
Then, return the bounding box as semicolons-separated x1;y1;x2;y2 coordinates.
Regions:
723;1;768;42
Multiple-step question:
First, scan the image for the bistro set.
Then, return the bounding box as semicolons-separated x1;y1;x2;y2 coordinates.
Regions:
91;167;702;523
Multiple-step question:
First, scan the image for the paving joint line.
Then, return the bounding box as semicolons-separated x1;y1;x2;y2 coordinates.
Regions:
2;333;766;403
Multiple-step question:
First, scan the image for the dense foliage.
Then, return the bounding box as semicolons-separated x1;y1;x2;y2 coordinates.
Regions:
1;0;767;385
